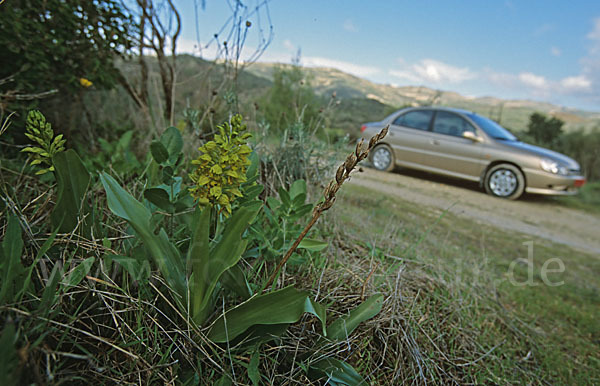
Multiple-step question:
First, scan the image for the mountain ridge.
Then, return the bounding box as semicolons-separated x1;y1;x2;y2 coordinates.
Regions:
245;62;600;132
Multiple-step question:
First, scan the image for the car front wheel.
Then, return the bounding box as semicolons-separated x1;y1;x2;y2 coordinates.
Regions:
484;163;525;200
370;144;395;172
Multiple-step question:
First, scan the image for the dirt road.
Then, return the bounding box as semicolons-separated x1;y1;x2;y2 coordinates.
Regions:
349;167;600;255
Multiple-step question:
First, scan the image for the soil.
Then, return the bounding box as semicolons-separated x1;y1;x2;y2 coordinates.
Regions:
348;167;600;256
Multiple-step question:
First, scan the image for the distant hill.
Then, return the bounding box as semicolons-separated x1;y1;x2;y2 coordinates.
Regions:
245;62;600;133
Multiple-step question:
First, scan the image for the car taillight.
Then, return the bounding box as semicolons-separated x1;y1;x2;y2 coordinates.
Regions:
360;125;367;132
574;179;586;188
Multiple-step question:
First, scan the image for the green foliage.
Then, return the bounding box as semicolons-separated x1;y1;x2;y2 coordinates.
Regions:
2;111;383;383
100;172;188;301
520;112;600;182
50;150;93;235
0;0;134;111
188;204;261;324
84;130;142;175
250;179;325;266
557;128;600;181
21;110;65;174
207;286;327;343
326;294;384;341
0;215;26;304
259;65;325;131
308;357;366;386
526;112;564;147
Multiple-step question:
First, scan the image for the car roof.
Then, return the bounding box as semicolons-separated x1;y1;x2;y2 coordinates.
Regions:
402;106;474;115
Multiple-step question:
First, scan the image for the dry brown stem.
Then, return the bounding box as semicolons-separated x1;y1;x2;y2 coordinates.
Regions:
263;125;389;291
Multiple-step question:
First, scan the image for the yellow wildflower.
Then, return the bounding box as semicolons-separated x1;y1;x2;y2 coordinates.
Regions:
79;78;93;88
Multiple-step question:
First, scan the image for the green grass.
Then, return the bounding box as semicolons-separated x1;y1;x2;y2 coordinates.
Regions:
552;181;600;212
331;183;600;384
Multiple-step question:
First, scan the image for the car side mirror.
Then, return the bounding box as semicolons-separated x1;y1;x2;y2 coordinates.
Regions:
463;131;483;142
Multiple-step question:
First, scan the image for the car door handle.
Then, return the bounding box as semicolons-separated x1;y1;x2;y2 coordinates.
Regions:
430;139;440;145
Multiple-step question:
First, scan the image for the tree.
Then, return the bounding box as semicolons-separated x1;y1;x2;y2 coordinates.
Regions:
260;65;323;132
119;0;181;125
0;0;135;119
526;112;564;146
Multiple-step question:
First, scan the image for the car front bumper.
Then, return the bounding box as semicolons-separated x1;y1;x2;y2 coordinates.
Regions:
523;168;586;196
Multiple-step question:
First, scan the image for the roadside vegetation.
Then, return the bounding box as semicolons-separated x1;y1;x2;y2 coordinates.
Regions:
1;1;598;385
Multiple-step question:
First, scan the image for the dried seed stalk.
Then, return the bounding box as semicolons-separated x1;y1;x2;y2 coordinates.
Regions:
263;125;389;291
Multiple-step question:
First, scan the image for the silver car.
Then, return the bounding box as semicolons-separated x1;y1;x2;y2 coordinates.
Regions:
361;107;586;199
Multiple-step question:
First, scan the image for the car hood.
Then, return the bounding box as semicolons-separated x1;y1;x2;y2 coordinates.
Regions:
501;140;580;169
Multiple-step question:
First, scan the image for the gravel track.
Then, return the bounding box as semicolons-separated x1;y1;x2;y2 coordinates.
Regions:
348;167;600;256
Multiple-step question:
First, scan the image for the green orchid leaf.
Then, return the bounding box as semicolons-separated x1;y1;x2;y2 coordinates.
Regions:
298;238;329;252
50;150;92;236
190;204;260;324
208;286;326;343
100;173;186;301
326;294;384;341
308;357;366;385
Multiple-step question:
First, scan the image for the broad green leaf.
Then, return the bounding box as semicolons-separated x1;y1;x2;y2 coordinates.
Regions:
106;254;151;282
162;165;174;185
160;126;183;161
208;286;326;343
242;184;264;202
100;173;186;300
246;151;260;181
215;375;232;386
234;323;290;347
289;179;306;200
308;357;366;385
298;238;328;252
190;204;260;324
221;264;252;300
278;186;291;208
326;294;384;341
248;347;260;386
0;323;17;386
50;150;92;236
62;257;94;288
188;206;211;323
39;263;62;314
150;140;169;164
144;188;173;212
0;215;24;303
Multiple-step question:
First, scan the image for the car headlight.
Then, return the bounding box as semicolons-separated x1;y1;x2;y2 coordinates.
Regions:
540;158;568;175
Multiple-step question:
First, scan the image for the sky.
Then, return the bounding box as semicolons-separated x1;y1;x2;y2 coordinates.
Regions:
173;0;600;112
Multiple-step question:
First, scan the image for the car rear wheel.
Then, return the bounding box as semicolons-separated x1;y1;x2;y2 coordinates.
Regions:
484;163;525;200
370;144;395;172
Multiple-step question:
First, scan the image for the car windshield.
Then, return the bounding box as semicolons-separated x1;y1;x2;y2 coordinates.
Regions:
467;113;517;141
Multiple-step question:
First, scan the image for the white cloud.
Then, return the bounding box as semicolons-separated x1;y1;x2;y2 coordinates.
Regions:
587;17;600;41
302;57;380;78
343;19;357;32
551;46;561;57
390;59;476;84
560;75;592;91
389;69;422;83
587;17;600;54
518;72;548;89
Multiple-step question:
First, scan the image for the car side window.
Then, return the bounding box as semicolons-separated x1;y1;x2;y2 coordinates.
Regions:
393;110;433;131
432;111;476;137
